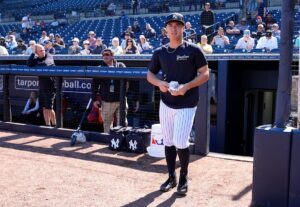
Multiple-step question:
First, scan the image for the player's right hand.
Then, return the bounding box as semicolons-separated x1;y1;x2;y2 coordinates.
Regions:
158;81;169;93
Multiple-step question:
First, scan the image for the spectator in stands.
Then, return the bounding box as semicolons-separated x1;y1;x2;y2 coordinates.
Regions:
159;27;170;45
80;40;92;55
132;0;140;15
106;2;116;16
21;14;32;30
12;39;27;55
200;2;214;41
109;37;123;55
40;20;46;30
256;30;278;51
251;24;265;41
123;38;139;54
68;37;82;55
144;23;156;38
121;32;131;50
53;34;65;49
27;44;56;127
132;21;141;33
187;0;198;11
235;30;255;52
254;16;266;29
21;91;41;125
1;36;8;49
92;38;107;54
21;28;30;39
25;40;36;55
121;26;135;39
48;33;55;43
38;31;49;45
271;23;281;40
255;0;266;19
127;26;135;38
184;22;196;43
137;35;153;53
92;48;127;133
265;13;276;30
12;31;21;41
43;40;55;55
0;37;9;56
211;27;230;48
87;31;97;50
226;20;241;36
7;35;17;50
294;31;300;48
236;18;249;34
197;35;213;54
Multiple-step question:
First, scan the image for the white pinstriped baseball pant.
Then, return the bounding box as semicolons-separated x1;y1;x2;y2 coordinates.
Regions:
159;101;197;149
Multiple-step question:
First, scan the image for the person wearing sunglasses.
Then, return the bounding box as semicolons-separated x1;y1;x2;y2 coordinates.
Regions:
123;38;139;54
27;44;56;127
92;48;127;133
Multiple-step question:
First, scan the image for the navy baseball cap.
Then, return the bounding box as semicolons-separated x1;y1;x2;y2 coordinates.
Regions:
165;13;185;26
43;40;51;45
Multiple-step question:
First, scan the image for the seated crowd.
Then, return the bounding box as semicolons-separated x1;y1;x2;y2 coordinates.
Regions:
0;11;299;56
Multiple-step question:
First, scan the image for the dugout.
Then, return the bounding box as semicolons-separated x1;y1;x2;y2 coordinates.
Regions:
0;54;299;156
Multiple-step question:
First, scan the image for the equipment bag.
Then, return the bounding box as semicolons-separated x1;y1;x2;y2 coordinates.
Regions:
126;127;151;153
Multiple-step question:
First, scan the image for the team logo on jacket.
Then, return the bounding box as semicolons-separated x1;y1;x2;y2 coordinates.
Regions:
176;55;189;61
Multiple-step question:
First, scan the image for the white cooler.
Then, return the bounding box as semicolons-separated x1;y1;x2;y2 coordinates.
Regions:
147;124;165;158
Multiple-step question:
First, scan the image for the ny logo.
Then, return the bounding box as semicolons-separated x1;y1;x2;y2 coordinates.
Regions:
111;138;120;149
129;140;138;151
173;14;177;19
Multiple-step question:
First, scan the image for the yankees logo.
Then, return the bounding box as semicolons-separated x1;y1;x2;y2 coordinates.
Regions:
129;140;138;151
111;138;120;149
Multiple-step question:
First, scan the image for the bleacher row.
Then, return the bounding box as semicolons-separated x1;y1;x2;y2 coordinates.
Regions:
0;12;237;54
1;9;300;55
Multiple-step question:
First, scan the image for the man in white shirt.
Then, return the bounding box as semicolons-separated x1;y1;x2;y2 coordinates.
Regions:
0;37;8;56
211;27;230;48
25;40;36;55
256;30;278;51
235;30;255;51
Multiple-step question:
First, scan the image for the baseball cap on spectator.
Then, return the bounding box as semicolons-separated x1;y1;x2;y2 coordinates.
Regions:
17;39;24;43
83;40;90;45
272;23;279;28
243;30;251;36
165;13;185;26
256;16;262;20
55;34;61;38
205;2;210;6
96;37;103;41
72;37;79;42
43;40;51;45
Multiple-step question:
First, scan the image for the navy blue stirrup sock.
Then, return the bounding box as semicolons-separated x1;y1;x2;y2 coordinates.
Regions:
165;146;177;176
177;148;190;174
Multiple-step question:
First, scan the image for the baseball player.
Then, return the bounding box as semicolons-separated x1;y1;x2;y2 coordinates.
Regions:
147;13;209;195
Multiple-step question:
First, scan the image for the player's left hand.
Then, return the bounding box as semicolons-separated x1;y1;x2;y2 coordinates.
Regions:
170;84;189;96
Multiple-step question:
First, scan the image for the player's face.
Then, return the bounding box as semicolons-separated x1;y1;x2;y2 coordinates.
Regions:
166;22;184;40
102;51;114;64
